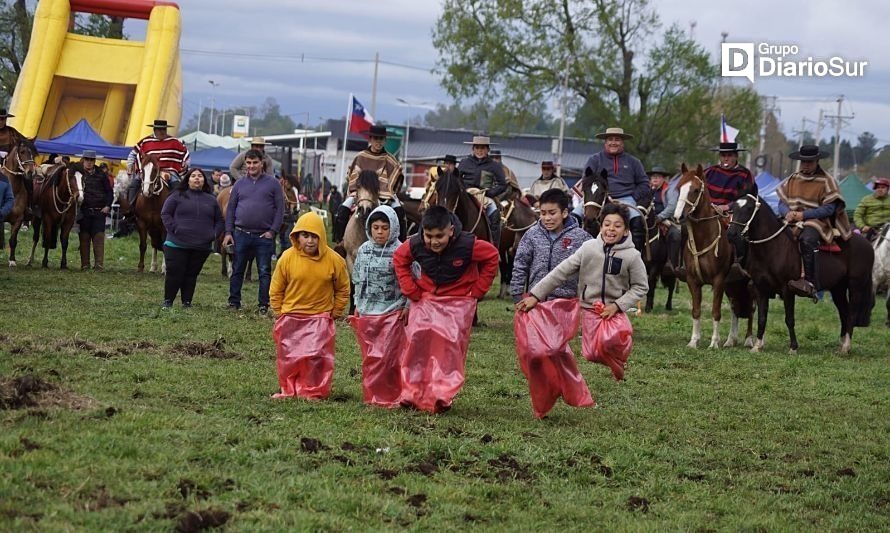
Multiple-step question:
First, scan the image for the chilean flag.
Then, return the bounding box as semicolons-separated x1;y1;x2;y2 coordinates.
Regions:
721;113;739;143
349;96;375;137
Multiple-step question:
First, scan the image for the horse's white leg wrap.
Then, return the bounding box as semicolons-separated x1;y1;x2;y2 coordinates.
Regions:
688;318;701;348
709;318;722;349
724;313;739;347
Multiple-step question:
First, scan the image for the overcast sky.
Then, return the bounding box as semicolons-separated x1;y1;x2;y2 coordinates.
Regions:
162;0;888;148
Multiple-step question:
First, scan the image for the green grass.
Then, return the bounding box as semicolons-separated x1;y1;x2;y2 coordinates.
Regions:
1;231;888;530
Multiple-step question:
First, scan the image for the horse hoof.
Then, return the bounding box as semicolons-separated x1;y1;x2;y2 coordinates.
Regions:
744;337;754;348
687;340;698;349
723;338;737;348
789;348;798;355
8;261;16;267
750;344;761;353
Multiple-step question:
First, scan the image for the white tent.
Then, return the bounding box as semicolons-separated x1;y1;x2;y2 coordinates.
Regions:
179;131;252;152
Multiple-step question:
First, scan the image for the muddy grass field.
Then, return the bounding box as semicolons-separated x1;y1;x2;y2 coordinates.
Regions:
1;233;888;531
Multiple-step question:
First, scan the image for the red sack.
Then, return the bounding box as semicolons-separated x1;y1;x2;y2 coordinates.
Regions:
582;303;633;381
272;313;336;400
348;310;406;408
400;295;477;413
514;298;595;418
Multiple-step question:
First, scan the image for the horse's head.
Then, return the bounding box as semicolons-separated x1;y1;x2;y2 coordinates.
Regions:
433;167;463;210
582;168;609;232
4;136;38;181
727;193;761;241
673;163;708;222
137;152;163;196
355;169;380;218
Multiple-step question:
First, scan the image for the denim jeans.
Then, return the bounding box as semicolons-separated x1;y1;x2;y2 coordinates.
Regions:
228;229;275;308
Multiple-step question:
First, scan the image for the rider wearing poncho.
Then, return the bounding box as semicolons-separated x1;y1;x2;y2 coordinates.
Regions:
125;119;190;206
777;144;852;299
333;124;405;243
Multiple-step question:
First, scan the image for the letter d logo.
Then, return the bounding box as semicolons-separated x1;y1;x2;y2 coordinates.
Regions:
722;43;755;83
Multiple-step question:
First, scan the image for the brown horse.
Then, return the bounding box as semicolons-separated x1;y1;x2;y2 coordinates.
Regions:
133;152;170;273
343;170;380;277
579;168;609;236
396;191;422;237
641;201;678;312
728;193;874;353
497;197;537;299
27;164;79;268
1;135;38;266
674;164;753;348
425;167;491;242
217;186;235;277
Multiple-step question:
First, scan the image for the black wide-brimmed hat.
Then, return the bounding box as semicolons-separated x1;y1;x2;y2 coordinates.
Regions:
440;154;458;164
711;142;747;153
0;108;14;118
489;149;502;157
541;160;554;168
647;165;671;176
147;119;173;129
361;124;388;138
789;144;829;161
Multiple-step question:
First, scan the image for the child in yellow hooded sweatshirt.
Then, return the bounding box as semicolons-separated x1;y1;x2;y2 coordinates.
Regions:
270;212;351;400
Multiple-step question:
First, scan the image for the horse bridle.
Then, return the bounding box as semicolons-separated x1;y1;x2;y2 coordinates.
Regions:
728;193;788;245
50;167;77;214
2;143;36;176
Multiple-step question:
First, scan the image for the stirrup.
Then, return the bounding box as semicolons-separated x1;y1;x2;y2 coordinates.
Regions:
788;279;816;300
675;265;687;282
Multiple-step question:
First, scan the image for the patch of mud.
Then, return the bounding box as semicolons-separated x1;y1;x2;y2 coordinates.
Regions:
406;493;427;508
79;486;128;512
174;508;230;532
299;437;327;453
0;375;93;410
177;479;211;500
487;453;535;482
171;338;238;360
626;495;650;512
836;467;857;477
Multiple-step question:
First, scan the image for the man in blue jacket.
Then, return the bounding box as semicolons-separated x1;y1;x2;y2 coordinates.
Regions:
221;150;285;313
581;127;650;252
0;175;13;220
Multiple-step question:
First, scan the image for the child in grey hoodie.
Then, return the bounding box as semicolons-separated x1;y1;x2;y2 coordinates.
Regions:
352;205;408;316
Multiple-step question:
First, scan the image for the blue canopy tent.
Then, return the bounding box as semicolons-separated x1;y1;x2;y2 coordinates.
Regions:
35;119;131;160
188;147;239;170
755;171;782;214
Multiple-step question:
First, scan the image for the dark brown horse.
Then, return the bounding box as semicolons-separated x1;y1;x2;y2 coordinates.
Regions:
641;201;678;312
728;193;874;353
579;168;609;236
133;152;170;273
396;191;422;237
1;135;38;266
673;163;753;348
27;164;79;268
497;197;537;299
425;167;491;242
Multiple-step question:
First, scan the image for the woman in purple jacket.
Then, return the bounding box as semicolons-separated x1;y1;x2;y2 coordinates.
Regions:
160;168;225;308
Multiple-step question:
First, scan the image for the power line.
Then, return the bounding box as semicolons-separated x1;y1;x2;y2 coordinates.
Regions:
180;47;433;72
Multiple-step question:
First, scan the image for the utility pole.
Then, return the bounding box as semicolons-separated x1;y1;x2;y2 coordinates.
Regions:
556;55;572;178
813;109;824;145
757;95;777;170
792;116;809;172
208;80;220;135
824;95;854;179
371;52;379;118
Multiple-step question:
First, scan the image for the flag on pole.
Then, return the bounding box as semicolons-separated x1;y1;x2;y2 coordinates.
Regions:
721;113;739;143
349;96;375;136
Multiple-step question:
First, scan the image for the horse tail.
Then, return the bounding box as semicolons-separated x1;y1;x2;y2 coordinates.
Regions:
728;281;754;319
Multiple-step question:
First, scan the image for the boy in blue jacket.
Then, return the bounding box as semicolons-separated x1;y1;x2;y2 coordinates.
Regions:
511;189;593;303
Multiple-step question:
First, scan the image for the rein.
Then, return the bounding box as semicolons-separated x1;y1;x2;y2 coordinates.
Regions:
729;194;789;245
47;168;75;215
680;174;723;283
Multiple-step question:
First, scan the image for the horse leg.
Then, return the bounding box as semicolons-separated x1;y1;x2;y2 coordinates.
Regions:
709;279;725;349
498;249;511;300
665;278;675;311
751;291;770;352
59;224;71;270
723;311;739;347
8;220;22;267
137;226;147;273
781;288;798;354
645;271;656;312
159;248;167;275
27;218;41;267
830;286;851;354
687;281;702;348
885;290;890;327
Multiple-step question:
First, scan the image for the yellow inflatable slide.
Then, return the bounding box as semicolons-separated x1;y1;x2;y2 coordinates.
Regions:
8;0;182;147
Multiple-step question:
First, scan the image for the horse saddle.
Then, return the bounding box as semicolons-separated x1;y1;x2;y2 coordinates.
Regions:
818;242;842;253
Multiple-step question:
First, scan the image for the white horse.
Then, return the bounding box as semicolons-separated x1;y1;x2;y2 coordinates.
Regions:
873;224;890;326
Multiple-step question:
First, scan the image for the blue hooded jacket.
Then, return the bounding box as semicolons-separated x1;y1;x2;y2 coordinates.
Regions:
352;205;407;315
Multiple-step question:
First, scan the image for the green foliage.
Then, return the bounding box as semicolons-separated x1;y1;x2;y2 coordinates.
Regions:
433;0;761;165
0;233;888;529
182;98;297;137
71;13;125;39
423;101;558;135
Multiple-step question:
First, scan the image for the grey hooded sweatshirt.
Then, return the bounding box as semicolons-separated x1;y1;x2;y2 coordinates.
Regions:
352;205;407;315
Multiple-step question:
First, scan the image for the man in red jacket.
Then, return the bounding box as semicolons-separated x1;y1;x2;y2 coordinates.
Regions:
393;205;499;300
392;205;499;413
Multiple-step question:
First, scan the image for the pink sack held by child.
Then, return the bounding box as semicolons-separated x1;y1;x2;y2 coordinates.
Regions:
399;295;476;414
272;313;336;400
581;302;634;381
514;298;595;418
348;310;406;408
